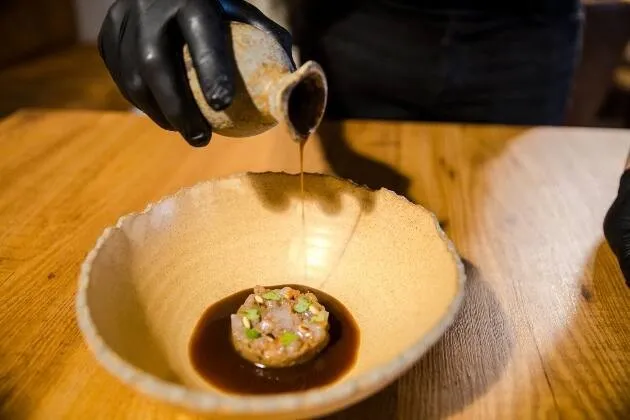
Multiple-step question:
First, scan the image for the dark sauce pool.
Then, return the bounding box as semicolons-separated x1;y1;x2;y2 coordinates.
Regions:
189;284;359;395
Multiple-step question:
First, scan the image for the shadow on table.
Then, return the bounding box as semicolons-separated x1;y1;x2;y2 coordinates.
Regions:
323;260;514;419
246;119;412;217
0;374;30;420
314;121;524;231
317;121;414;202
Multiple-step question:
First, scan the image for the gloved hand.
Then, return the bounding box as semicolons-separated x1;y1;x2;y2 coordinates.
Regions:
98;0;293;146
604;169;630;287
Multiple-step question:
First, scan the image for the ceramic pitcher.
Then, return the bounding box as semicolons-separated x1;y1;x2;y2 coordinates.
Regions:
184;22;328;141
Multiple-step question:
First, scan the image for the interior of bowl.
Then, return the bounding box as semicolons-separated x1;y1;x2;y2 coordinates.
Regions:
77;172;464;414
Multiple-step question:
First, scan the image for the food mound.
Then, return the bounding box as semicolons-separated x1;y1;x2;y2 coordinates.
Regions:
230;285;330;368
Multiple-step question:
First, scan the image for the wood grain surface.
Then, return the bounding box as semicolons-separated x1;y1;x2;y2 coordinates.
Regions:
0;110;629;419
0;0;76;69
0;47;129;118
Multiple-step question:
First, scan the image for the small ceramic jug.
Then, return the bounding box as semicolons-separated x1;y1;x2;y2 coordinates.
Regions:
184;22;328;141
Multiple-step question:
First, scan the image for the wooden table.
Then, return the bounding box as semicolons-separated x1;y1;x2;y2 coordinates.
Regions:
1;110;629;419
0;47;130;118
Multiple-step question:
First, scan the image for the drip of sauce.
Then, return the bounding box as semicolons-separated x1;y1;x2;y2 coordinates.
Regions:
287;73;323;282
299;139;307;281
299;139;306;202
189;284;359;395
189;81;339;394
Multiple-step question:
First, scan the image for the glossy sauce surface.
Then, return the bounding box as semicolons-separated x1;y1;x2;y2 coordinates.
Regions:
189;285;359;394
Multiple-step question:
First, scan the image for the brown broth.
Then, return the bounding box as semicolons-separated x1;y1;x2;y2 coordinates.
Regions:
189;284;359;395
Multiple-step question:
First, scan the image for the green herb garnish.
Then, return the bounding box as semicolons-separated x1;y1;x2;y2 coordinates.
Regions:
293;297;310;313
262;290;281;301
245;308;260;322
245;328;261;339
280;331;298;346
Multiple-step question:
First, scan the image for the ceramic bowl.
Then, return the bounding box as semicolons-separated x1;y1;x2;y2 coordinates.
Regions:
76;172;465;419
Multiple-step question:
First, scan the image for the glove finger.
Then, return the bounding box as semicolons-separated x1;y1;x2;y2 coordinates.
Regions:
137;10;212;146
99;2;173;129
178;0;236;111
604;171;630;248
604;169;630;286
98;0;132;84
118;10;173;129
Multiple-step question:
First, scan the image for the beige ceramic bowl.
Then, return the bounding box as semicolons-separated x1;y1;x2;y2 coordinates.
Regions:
76;172;465;419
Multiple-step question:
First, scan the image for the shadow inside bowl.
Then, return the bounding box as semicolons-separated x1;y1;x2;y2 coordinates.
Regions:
315;122;458;230
317;121;413;202
322;260;514;419
246;171;376;215
85;229;180;384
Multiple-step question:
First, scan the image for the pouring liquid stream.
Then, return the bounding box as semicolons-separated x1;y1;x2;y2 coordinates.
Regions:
299;139;307;282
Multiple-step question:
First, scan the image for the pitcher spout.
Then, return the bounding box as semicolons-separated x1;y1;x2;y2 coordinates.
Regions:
270;61;328;142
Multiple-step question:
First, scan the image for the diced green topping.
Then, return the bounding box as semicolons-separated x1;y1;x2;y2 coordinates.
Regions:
293;297;310;313
313;311;329;323
245;308;260;322
280;331;298;346
245;328;261;339
262;290;281;301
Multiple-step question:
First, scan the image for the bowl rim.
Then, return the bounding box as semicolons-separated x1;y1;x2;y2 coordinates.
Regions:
75;171;466;415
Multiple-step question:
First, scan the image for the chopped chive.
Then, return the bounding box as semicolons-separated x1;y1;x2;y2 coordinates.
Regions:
280;331;298;346
245;308;260;322
293;297;310;313
313;311;329;323
262;290;281;301
245;328;261;339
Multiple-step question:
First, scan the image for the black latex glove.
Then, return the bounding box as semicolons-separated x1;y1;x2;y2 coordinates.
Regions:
98;0;293;146
604;169;630;287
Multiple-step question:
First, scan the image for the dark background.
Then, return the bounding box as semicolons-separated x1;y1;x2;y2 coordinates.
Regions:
0;0;629;127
